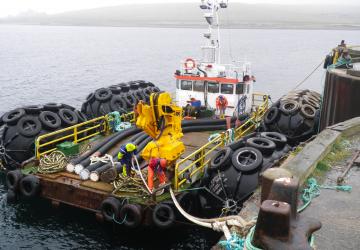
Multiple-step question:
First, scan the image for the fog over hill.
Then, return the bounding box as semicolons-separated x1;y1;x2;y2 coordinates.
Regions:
1;3;360;29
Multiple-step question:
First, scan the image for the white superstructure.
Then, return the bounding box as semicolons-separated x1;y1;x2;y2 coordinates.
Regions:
175;0;254;117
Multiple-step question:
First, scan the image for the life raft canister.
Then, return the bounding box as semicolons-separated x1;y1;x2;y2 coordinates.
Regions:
216;95;228;109
184;58;196;70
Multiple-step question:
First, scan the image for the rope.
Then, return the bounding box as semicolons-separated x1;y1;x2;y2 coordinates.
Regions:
112;213;127;225
132;156;152;194
38;151;67;174
298;177;352;213
292;59;324;91
90;154;114;166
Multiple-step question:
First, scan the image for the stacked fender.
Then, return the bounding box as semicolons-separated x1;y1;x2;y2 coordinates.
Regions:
261;89;321;145
81;80;160;119
199;132;291;217
0;103;87;170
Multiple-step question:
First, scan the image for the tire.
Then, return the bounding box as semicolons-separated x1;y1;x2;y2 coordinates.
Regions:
2;108;26;125
101;197;122;222
177;191;199;216
135;90;146;101
24;105;43;114
300;104;316;119
58;109;79;126
246;137;276;156
119;204;142;228
260;132;287;149
120;84;130;92
302;96;320;109
143;88;152;97
17;115;42;137
19;175;41;198
6;170;23;190
86;93;95;103
44;103;62;111
6;189;17;204
279;100;300;115
152;203;175;229
209;147;232;171
264;107;280;125
95;88;112;102
61;104;76;111
109;85;123;94
137;80;148;88
110;96;127;112
227;140;246;151
124;93;137;109
151;87;161;93
231;147;263;172
129;82;140;90
75;110;87;123
39;111;61;130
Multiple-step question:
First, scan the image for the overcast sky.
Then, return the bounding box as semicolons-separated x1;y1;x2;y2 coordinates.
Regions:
1;0;359;17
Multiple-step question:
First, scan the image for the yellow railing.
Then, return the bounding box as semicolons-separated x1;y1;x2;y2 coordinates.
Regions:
174;93;269;190
35;112;135;159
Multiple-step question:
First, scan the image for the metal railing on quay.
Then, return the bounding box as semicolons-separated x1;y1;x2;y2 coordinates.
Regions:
174;93;269;190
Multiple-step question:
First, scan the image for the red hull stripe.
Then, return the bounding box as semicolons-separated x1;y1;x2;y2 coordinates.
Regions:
174;75;239;84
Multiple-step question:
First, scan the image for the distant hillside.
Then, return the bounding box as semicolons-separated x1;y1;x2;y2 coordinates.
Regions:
1;3;360;29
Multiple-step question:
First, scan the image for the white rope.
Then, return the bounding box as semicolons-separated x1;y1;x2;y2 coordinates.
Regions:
132;156;152;194
90;154;115;166
169;187;255;240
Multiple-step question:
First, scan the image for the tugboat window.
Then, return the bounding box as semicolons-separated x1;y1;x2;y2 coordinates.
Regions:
193;81;205;92
208;82;219;93
181;80;192;91
221;84;233;94
236;83;244;94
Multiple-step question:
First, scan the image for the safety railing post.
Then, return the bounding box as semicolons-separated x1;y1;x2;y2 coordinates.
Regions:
74;127;78;144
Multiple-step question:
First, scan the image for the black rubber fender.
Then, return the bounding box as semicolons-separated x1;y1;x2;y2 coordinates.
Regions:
6;189;17;204
119;204;143;228
209;147;232;172
6;169;23;190
95;88;112;102
260;132;287;150
246;137;276;156
19;175;41;198
264;107;280;125
39;111;62;130
2;108;26;125
17;115;42;137
231;147;263;172
58;108;79;126
152;203;176;229
101;197;122;222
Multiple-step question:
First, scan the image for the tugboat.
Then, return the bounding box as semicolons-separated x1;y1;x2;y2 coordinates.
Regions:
1;0;274;229
175;0;254;118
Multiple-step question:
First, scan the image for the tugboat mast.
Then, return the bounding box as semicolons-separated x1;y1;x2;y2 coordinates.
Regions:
200;0;228;64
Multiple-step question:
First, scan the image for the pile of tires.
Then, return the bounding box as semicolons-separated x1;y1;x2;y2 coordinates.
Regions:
81;80;160;119
261;89;321;145
0;103;87;170
198;132;291;217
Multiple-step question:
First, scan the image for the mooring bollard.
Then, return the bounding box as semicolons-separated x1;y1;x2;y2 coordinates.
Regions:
260;168;293;203
252;169;322;250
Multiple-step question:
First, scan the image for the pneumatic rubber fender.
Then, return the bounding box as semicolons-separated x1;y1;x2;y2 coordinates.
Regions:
101;197;122;222
19;175;41;198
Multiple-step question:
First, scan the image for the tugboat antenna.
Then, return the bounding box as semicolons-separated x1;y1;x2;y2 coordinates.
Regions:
200;0;228;64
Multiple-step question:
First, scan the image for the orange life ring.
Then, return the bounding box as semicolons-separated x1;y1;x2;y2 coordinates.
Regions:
184;58;196;70
216;95;228;108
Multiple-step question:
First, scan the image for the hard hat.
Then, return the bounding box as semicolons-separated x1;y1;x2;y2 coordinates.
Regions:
159;158;167;168
126;143;137;152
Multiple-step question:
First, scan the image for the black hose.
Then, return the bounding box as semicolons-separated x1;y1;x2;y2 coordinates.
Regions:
181;117;237;127
77;127;140;168
133;132;149;145
70;131;120;165
89;163;112;182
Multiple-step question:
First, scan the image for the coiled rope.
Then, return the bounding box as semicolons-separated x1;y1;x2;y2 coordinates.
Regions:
38;151;67;174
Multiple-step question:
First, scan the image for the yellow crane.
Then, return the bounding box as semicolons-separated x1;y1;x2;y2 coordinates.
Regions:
135;92;185;164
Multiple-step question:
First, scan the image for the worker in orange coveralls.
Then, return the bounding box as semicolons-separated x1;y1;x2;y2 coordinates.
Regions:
148;158;167;192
